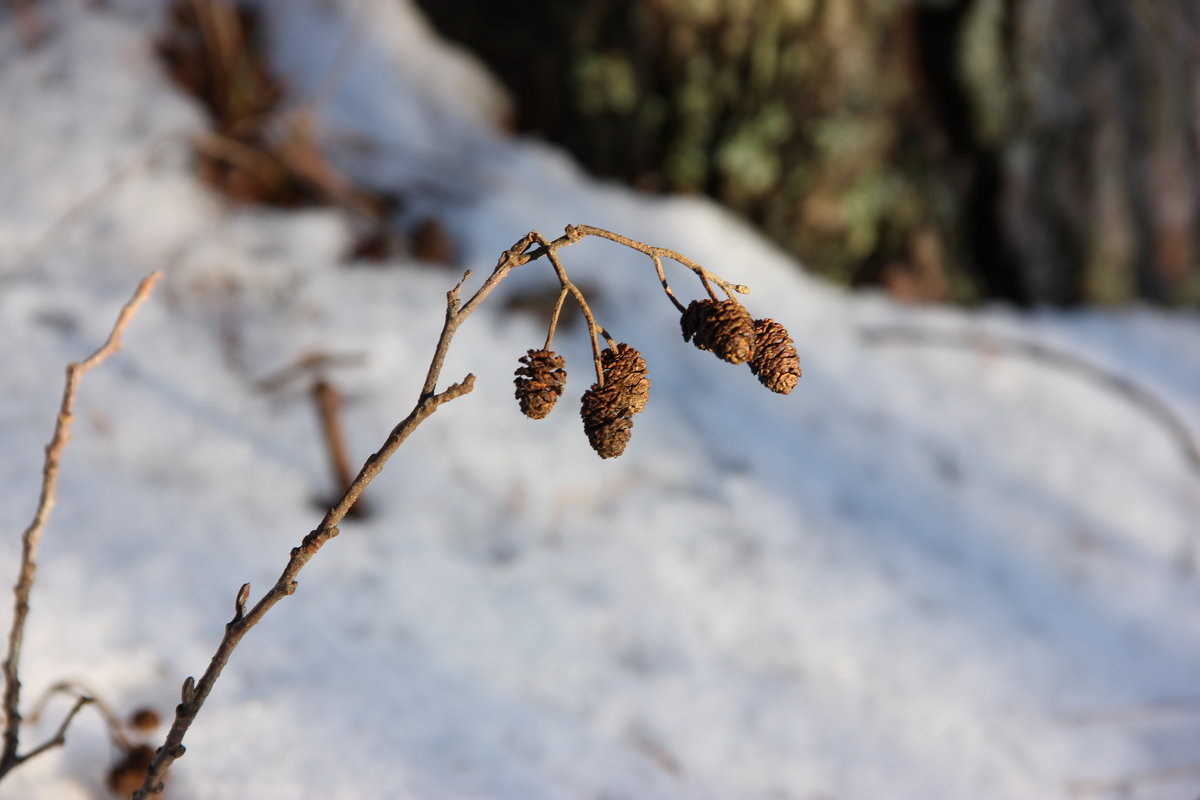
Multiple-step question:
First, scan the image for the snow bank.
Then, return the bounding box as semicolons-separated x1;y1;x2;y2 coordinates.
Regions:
2;3;1199;799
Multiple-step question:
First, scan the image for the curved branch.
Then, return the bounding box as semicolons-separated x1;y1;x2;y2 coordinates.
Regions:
1;271;161;780
131;224;765;797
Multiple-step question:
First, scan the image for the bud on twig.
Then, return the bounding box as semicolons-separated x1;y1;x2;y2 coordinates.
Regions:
234;583;250;622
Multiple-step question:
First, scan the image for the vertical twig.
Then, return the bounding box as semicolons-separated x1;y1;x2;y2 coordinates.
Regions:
312;379;368;518
1;272;162;779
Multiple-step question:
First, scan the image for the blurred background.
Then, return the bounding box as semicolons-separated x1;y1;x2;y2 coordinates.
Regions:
417;0;1200;307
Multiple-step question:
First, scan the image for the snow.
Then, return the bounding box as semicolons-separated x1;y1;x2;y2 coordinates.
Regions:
2;2;1200;799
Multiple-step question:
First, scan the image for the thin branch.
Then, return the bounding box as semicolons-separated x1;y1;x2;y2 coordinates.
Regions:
542;287;570;351
27;681;131;752
132;224;760;797
132;234;539;799
650;254;688;314
861;324;1200;477
1;271;161;779
567;223;750;300
533;232;606;384
11;695;91;769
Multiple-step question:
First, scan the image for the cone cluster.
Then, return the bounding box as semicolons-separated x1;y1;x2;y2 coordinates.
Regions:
514;348;567;419
580;343;650;458
680;298;801;394
680;298;757;364
749;318;801;394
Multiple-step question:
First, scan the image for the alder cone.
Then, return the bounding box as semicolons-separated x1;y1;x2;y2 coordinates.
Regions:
580;383;633;458
680;298;757;364
107;745;158;799
514;348;567;419
749;318;800;394
601;342;650;415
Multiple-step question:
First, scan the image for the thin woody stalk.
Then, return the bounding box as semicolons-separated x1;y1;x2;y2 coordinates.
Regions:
131;235;537;798
132;225;787;797
1;272;161;780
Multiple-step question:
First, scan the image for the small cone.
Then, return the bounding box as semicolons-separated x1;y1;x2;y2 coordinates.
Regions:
514;349;567;419
680;299;757;364
748;318;801;394
580;383;633;458
600;343;650;415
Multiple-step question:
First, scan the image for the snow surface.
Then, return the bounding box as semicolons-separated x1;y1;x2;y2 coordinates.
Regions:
2;3;1199;799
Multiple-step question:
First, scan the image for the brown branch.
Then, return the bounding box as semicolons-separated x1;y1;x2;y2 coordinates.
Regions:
312;380;368;517
0;271;161;779
861;324;1200;477
12;696;92;768
542;287;570;351
533;232;607;384
131;234;538;799
132;224;757;797
27;681;131;753
567;223;750;301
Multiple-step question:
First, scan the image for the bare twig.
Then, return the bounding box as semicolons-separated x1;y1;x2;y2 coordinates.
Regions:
131;235;536;798
27;681;132;752
14;696;92;767
133;224;760;797
567;224;750;301
253;350;367;394
311;379;369;518
861;324;1200;477
542;287;571;351
533;232;608;384
1;271;161;779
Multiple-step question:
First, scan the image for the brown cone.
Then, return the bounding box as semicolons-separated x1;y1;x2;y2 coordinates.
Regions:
107;745;158;799
748;318;801;394
680;299;757;364
514;348;567;419
580;382;633;458
600;343;650;415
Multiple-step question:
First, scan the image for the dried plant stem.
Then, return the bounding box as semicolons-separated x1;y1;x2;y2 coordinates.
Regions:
0;271;162;780
132;234;539;799
650;255;687;313
566;223;750;301
534;232;608;384
133;224;752;796
312;380;355;502
542;287;570;351
27;681;131;753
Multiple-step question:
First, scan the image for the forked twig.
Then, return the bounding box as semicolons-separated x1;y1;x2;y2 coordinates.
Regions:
131;237;535;798
132;225;764;797
1;271;162;779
